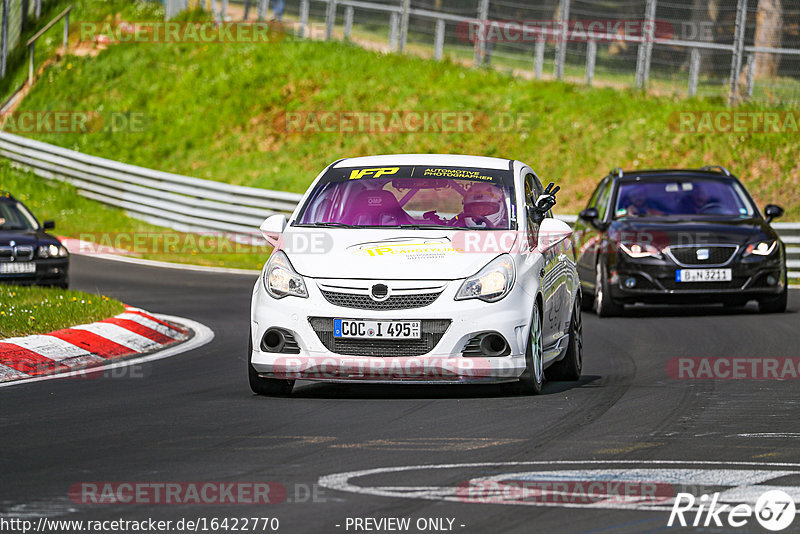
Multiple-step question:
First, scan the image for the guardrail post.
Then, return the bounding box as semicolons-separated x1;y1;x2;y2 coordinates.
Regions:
728;0;747;106
744;53;755;98
35;0;40;18
325;0;336;40
554;0;570;79
344;5;353;40
299;0;309;37
473;0;489;68
389;11;399;50
635;0;656;89
433;18;444;60
1;0;8;79
399;0;410;52
28;42;33;85
533;37;544;79
688;48;699;97
63;10;69;51
586;40;596;85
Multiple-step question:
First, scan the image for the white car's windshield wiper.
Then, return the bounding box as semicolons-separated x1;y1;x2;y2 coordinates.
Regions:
295;222;358;228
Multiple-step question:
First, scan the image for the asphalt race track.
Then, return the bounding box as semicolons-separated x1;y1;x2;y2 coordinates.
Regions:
2;254;799;533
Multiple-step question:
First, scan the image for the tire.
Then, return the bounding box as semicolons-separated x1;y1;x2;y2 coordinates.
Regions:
547;294;583;381
248;329;294;396
517;303;544;395
759;283;788;314
594;262;623;317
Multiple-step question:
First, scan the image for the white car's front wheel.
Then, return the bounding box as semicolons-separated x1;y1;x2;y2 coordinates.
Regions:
517;304;544;395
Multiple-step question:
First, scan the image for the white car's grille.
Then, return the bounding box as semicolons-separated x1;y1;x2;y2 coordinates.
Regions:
320;290;442;310
308;317;451;357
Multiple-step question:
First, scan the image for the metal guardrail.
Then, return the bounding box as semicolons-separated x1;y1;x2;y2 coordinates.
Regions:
0;129;797;276
0;131;302;238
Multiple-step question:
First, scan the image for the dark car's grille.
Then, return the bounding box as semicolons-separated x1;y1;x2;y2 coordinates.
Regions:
658;277;747;291
667;245;737;266
320;290;442;310
308;317;451;357
0;245;34;262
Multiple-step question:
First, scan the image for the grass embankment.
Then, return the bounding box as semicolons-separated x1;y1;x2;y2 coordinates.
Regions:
15;26;800;219
0;284;124;338
0;164;269;270
0;0;164;104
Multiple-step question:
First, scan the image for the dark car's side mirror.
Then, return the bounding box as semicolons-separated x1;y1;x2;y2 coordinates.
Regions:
579;207;598;221
42;220;56;230
579;207;606;231
764;204;784;223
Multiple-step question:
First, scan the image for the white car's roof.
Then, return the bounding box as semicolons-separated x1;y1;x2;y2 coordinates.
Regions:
332;154;513;170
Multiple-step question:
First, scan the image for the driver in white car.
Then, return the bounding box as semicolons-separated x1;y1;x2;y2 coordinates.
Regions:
459;183;508;228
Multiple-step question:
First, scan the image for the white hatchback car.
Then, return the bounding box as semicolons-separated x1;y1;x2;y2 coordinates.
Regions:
249;154;582;395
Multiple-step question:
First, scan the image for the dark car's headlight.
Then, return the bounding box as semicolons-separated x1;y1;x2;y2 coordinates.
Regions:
455;255;515;302
743;240;777;257
37;245;68;258
263;251;308;299
619;242;662;259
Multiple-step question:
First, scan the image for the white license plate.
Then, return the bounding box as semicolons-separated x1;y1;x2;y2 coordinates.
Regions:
676;268;732;282
334;319;421;339
0;262;36;274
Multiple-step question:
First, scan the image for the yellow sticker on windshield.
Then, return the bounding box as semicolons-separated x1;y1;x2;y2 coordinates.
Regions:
348;167;400;180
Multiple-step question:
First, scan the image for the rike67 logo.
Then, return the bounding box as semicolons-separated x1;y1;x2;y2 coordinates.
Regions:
668;489;796;531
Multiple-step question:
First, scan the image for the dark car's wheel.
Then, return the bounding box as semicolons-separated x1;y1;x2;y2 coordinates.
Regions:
759;283;788;314
594;262;623;317
248;329;294;396
547;294;583;381
517;303;544;395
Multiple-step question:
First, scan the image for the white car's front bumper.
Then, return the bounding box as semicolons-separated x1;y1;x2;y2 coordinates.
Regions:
250;276;533;384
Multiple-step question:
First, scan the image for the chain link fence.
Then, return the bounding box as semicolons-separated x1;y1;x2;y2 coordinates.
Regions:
208;0;800;106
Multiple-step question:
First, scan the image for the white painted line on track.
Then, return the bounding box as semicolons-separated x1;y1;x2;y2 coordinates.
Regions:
318;460;800;512
0;315;214;388
71;249;260;276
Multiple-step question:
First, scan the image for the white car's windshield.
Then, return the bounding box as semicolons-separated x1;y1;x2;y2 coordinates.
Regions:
296;166;515;229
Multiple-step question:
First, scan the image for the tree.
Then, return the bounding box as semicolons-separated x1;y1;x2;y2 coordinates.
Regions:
753;0;783;78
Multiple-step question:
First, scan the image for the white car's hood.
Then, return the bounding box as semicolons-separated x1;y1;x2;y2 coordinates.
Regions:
279;227;517;280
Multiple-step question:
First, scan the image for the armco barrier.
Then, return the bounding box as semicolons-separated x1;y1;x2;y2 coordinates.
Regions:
0;130;797;276
0;131;302;238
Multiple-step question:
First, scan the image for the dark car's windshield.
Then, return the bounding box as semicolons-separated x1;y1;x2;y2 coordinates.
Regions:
614;179;755;219
0;201;39;231
296;165;516;230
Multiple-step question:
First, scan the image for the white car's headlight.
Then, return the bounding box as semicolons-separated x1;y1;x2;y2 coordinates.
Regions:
455;254;515;303
263;251;308;299
620;242;662;259
743;240;777;257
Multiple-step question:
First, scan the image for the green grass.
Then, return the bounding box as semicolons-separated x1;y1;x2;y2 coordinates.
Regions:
14;25;800;220
0;0;164;104
0;163;268;270
0;284;124;337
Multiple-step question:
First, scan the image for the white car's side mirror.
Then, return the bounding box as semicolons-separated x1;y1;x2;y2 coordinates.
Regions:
538;218;573;252
260;214;287;241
